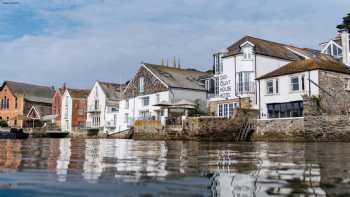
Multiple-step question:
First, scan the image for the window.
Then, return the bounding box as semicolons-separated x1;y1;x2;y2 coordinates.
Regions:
291;77;300;92
125;100;129;109
15;97;18;109
301;75;305;91
215;77;219;96
142;96;150;106
238;72;243;93
243;47;253;60
228;104;234;117
218;104;223;116
276;79;279;94
223;104;228;117
267;101;303;119
213;53;223;75
139;77;145;93
237;72;253;94
266;80;274;94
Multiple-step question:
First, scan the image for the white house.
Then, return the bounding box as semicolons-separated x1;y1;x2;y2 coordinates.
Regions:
320;29;350;66
208;36;318;117
61;88;89;132
257;55;350;119
86;81;124;133
117;63;209;131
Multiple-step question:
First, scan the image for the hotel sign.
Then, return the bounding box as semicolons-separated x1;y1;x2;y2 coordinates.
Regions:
219;74;232;98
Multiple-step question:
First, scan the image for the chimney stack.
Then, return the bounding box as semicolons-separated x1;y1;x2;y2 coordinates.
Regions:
340;29;350;66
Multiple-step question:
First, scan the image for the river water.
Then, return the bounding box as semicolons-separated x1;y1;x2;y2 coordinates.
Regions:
0;139;348;196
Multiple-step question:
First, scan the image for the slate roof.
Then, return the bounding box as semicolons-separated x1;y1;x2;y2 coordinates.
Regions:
257;55;350;80
67;88;90;99
225;36;319;60
143;63;208;91
1;81;55;104
98;81;125;101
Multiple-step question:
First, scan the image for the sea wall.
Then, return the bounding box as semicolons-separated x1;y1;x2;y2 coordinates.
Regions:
254;118;304;142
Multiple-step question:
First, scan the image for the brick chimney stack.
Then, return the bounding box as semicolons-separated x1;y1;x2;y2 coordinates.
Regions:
341;29;350;66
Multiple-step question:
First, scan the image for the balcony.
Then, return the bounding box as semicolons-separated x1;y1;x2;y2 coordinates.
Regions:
86;122;101;130
87;106;101;113
236;82;256;95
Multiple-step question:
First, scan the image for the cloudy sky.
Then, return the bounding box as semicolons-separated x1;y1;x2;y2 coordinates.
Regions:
0;0;349;88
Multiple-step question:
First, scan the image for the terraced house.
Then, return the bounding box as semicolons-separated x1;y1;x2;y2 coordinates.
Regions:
0;81;55;128
86;81;125;133
61;88;89;133
117;63;209;132
208;36;320;117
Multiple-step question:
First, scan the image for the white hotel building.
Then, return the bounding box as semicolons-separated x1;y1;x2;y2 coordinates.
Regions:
208;36;318;117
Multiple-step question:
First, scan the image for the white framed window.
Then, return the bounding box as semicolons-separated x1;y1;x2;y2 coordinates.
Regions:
290;76;300;92
139;77;145;93
266;80;274;95
142;96;150;106
243;47;253;60
218;104;223;116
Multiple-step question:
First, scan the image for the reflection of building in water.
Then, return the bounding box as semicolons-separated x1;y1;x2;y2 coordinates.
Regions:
0;140;22;170
81;139;170;183
83;139;103;183
210;144;326;197
56;138;71;182
47;139;60;171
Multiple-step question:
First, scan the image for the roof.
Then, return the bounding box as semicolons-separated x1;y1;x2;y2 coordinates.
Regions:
257;55;350;80
225;36;318;60
98;81;124;101
1;81;55;104
67;88;90;99
143;63;208;91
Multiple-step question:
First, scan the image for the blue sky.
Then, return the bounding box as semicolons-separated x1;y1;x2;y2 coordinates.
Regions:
0;0;349;88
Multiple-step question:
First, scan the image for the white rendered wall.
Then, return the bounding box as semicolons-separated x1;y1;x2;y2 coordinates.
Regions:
86;82;107;129
61;90;73;132
259;70;319;119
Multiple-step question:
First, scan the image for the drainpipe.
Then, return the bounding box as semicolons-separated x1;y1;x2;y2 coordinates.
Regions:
258;80;261;119
308;71;311;96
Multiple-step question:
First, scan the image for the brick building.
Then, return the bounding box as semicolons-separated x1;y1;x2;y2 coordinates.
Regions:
0;81;55;128
52;85;66;128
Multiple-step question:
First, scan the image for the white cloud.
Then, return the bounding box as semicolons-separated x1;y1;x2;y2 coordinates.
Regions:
0;0;349;88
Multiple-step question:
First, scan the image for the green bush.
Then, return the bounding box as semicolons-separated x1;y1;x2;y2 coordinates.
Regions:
0;120;8;128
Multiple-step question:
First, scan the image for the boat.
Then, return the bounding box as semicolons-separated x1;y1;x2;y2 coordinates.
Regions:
0;128;29;139
46;130;69;138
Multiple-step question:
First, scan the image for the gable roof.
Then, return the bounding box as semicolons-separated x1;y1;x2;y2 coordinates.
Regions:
66;88;90;99
225;36;319;60
97;81;124;101
257;55;350;80
142;63;208;91
1;81;55;104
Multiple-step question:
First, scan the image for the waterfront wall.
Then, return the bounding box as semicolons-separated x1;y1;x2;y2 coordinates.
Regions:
254;118;305;142
133;109;258;141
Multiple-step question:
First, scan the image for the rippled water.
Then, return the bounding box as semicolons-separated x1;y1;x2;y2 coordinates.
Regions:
0;139;348;196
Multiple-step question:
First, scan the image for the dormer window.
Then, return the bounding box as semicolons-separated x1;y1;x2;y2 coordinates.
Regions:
240;41;255;61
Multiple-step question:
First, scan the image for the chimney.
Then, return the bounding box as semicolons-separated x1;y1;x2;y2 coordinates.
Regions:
341;29;350;66
63;83;67;90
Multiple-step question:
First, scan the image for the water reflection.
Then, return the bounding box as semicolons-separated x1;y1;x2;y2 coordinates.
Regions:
0;139;349;196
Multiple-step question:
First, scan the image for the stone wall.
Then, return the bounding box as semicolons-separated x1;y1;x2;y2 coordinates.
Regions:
318;70;350;115
254;118;305;142
132;109;258;141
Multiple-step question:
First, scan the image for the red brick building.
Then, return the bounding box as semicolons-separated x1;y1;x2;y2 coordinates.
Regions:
52;85;66;128
0;81;55;128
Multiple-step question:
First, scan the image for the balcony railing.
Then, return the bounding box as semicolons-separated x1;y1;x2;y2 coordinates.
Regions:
236;82;256;95
87;106;101;113
86;122;101;129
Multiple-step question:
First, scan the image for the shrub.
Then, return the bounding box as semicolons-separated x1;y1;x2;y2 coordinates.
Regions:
0;120;8;128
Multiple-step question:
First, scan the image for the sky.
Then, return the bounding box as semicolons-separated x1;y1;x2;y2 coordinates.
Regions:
0;0;349;88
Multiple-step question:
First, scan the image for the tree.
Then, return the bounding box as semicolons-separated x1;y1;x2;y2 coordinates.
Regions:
337;13;350;31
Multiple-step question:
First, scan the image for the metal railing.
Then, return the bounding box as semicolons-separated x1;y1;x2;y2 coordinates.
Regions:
87;106;101;113
236;82;256;95
86;121;101;129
